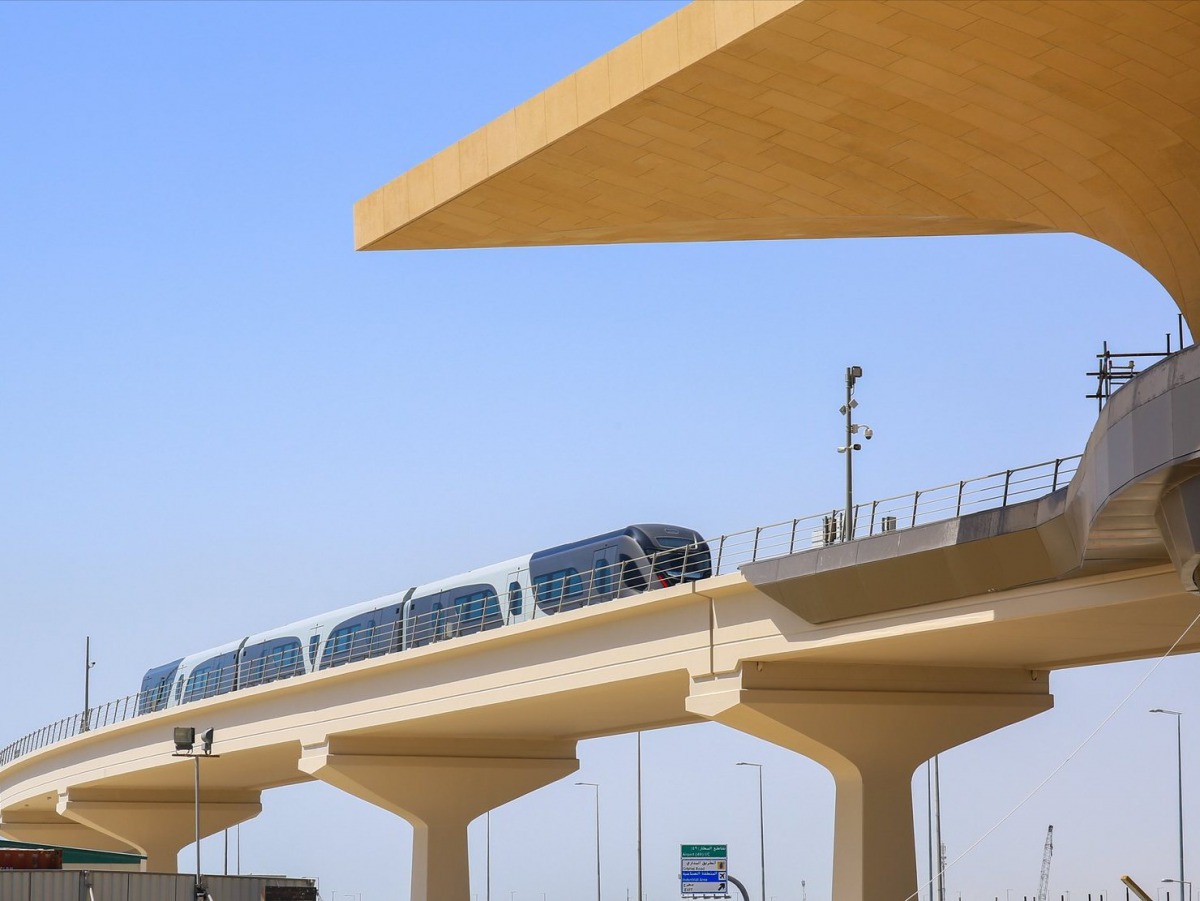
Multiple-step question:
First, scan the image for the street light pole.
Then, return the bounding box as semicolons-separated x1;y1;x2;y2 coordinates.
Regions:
637;732;643;901
837;366;871;541
172;726;216;900
1151;708;1185;893
82;636;95;732
194;754;201;892
577;782;601;901
737;762;766;901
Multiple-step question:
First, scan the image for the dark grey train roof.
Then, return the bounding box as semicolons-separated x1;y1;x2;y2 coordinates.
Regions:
530;523;704;561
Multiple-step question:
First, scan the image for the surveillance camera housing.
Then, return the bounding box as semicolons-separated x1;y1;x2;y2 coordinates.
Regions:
864;428;873;439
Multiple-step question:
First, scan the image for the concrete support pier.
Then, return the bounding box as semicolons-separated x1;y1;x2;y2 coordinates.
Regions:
56;788;261;872
687;663;1053;901
299;738;578;901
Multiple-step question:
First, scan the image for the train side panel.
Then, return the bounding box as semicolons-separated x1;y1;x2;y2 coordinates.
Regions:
403;555;531;649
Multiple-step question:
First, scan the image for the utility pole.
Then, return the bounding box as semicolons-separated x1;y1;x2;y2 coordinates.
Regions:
82;637;95;732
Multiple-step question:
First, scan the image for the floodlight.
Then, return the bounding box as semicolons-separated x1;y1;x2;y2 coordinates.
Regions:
174;727;195;753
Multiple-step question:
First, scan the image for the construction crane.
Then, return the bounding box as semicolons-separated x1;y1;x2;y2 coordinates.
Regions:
1037;825;1054;901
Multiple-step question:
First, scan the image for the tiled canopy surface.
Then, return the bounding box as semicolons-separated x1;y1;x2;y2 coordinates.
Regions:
356;0;1200;329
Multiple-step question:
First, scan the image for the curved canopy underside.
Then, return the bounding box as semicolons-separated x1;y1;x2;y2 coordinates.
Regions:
355;0;1200;329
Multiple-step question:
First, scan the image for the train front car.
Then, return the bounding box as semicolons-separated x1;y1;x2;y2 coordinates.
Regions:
527;523;712;615
138;658;184;714
627;523;712;589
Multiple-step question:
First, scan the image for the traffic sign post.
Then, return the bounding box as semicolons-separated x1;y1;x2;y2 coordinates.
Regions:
681;844;729;898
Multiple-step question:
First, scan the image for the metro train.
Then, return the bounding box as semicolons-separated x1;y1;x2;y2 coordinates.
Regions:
137;523;711;714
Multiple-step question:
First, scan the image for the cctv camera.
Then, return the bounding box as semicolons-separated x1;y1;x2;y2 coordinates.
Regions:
864;428;873;440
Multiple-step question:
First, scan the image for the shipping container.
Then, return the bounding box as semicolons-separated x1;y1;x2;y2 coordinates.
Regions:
0;847;62;870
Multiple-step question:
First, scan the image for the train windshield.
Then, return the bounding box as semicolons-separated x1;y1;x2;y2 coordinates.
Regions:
648;536;712;587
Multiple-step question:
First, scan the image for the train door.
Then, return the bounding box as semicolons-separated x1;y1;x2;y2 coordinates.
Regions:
591;547;617;604
505;569;527;624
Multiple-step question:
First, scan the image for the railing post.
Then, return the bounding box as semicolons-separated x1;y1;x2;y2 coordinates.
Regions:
1052;458;1062;491
1003;469;1012;505
751;527;761;562
912;490;921;528
869;500;877;536
956;480;965;517
789;519;797;554
715;535;725;575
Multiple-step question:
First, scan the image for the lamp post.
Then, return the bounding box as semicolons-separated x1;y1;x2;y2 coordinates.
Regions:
837;366;872;541
82;636;95;732
577;782;601;901
1151;708;1185;894
637;732;643;901
172;726;216;900
736;762;766;901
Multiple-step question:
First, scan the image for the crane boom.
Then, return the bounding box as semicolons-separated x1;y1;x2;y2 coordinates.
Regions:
1037;825;1054;901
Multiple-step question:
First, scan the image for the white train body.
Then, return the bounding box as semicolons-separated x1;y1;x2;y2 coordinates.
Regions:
138;524;710;714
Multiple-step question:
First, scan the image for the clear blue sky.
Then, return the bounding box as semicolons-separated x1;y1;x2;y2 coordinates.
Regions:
1;2;1195;900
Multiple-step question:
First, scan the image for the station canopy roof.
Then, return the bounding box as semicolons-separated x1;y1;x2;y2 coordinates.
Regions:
354;0;1200;330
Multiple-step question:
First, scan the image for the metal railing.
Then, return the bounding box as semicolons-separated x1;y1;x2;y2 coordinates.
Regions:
0;453;1080;768
705;454;1080;574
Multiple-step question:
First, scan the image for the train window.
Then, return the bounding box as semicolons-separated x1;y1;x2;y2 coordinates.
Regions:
328;624;370;663
534;569;579;609
248;654;266;686
565;573;584;600
533;574;560;606
329;628;353;656
185;666;220;703
267;642;302;680
594;559;612;595
620;555;648;592
143;674;173;713
508;583;522;617
456;590;487;624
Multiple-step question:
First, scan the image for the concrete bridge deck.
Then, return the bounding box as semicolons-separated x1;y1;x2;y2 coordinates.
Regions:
3;343;1198;900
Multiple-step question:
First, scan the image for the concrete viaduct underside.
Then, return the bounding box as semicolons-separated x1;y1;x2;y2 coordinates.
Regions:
4;3;1200;901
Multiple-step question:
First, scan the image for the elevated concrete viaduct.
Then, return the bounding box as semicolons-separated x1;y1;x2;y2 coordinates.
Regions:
3;343;1199;897
5;2;1200;900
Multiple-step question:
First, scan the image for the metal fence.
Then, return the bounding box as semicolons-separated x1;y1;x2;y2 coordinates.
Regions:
0;871;315;901
0;454;1079;769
